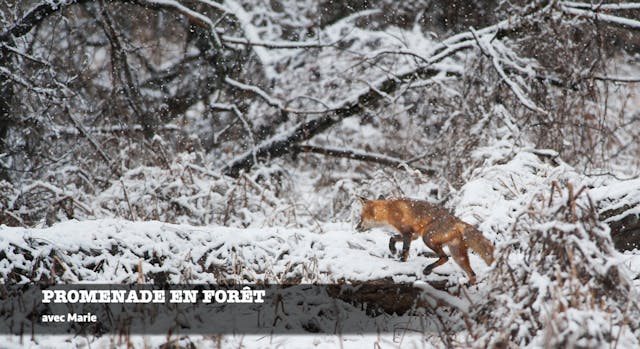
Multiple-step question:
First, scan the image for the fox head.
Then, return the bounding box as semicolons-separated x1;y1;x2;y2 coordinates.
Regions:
355;196;384;232
355;196;369;231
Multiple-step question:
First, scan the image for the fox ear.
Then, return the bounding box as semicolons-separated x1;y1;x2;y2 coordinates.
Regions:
377;194;384;200
357;196;367;204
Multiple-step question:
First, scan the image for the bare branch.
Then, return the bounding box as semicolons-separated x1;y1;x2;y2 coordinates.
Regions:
1;0;222;43
471;27;548;115
561;5;640;31
220;35;336;49
19;180;93;214
210;102;257;163
52;124;180;137
0;43;52;67
295;144;436;176
561;1;640;11
221;10;550;178
64;107;121;177
224;77;285;110
591;75;640;83
98;5;152;137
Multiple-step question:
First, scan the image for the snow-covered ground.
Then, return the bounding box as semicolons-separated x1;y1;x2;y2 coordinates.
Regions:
0;218;484;348
1;333;441;349
0;219;485;284
2;149;639;348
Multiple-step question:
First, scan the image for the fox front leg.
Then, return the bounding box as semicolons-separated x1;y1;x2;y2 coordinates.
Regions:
388;234;402;255
423;244;448;275
400;233;412;262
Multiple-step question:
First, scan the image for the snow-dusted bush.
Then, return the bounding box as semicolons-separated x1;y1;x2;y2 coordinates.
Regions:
95;155;300;228
476;183;639;348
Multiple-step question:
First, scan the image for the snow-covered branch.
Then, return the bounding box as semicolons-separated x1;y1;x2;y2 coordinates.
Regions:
471;28;548;115
561;1;640;11
0;0;83;40
142;0;223;46
591;74;640;83
52;124;180;136
18;180;93;215
295;144;436;175
221;9;550;178
561;4;640;30
220;35;336;49
224;77;285;110
210;102;257;163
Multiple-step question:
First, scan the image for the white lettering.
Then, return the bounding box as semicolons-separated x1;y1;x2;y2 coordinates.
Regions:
67;312;97;322
253;290;265;303
227;290;240;303
152;290;166;303
41;314;65;322
54;290;67;302
214;290;227;303
202;290;215;303
42;290;54;303
67;290;79;303
111;290;125;303
169;290;182;303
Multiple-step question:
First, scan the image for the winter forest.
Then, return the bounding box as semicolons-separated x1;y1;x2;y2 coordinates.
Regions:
1;0;640;348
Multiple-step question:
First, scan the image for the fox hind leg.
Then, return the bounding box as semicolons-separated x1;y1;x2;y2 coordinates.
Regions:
448;241;477;284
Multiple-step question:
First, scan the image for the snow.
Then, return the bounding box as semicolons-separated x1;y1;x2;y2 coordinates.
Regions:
4;0;640;348
0;218;482;348
3;148;638;347
0;219;479;284
0;333;438;349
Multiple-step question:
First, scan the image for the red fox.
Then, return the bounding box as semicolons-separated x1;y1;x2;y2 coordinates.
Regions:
356;197;494;284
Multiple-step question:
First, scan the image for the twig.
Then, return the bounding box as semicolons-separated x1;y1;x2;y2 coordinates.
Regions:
137;259;144;283
591;75;640;83
549;181;562;207
470;27;548;115
20;180;93;214
224;77;285;110
210;102;257;164
64;107;120;177
121;179;136;220
567;183;577;223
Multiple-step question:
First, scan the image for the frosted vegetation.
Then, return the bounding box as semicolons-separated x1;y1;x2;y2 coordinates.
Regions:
1;0;640;348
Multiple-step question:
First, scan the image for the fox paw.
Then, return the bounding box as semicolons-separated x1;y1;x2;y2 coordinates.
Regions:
423;267;433;275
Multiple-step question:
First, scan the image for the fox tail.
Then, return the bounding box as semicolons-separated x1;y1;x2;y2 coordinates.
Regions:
463;225;495;265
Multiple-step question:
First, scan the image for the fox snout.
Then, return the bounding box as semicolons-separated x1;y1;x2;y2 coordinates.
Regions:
355;217;373;232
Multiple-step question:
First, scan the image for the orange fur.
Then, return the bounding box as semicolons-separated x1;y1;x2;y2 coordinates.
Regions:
356;198;494;284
